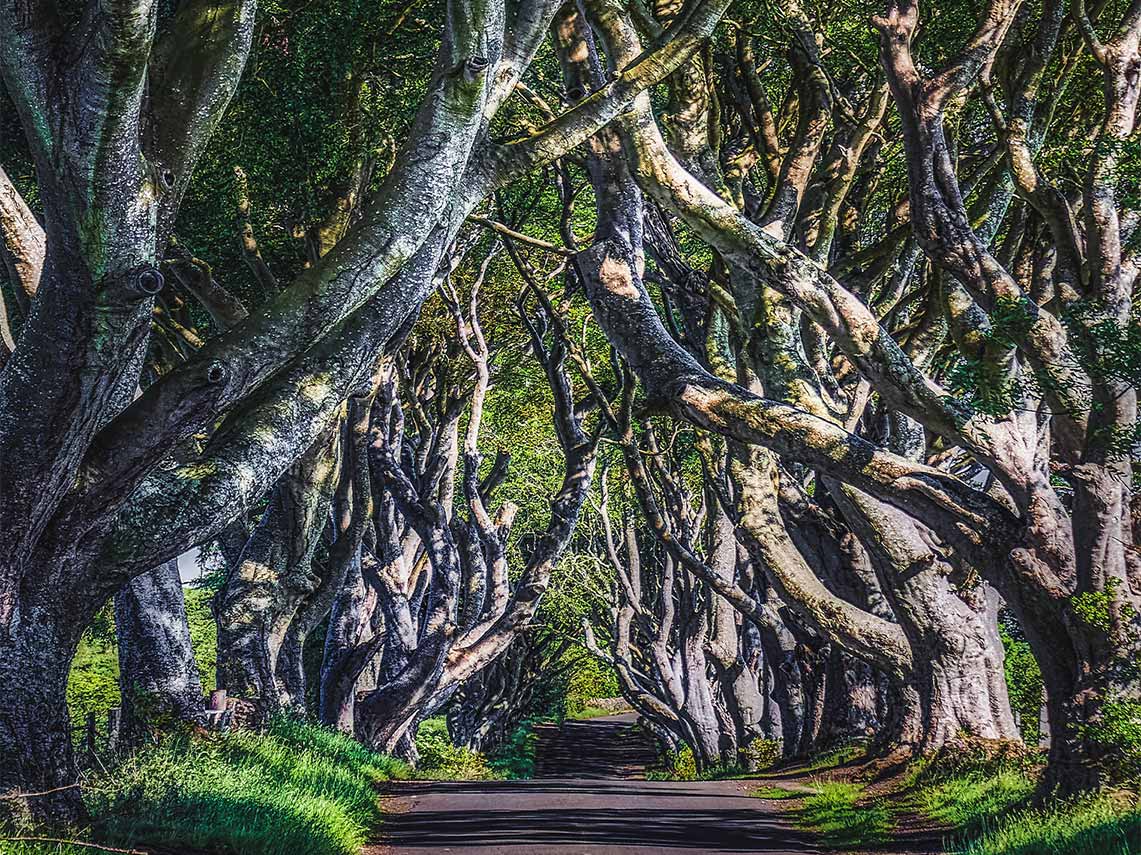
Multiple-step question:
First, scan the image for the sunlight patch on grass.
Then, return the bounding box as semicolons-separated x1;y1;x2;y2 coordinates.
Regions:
2;716;409;855
796;780;894;848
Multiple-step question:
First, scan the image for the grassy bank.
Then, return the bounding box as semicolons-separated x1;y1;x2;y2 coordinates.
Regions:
751;745;1141;855
914;752;1140;855
2;717;408;855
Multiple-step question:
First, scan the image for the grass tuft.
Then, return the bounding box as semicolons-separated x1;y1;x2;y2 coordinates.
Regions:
796;780;894;848
751;785;806;800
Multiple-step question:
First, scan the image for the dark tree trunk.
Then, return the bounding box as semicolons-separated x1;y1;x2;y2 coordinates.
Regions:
0;598;88;826
115;559;206;746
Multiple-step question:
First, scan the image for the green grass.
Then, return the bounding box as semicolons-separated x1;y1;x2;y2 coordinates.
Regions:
751;785;806;800
2;716;409;855
905;748;1141;855
949;792;1141;855
566;705;623;721
804;741;867;772
794;780;894;848
915;764;1036;834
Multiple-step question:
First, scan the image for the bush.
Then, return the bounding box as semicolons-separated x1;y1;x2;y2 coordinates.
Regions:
413;717;496;780
487;721;540;779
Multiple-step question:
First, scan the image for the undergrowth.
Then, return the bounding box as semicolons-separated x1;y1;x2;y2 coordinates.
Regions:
644;739;783;781
413;716;540;780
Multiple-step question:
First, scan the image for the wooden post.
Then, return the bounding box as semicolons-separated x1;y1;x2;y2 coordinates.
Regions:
107;707;122;753
85;711;97;754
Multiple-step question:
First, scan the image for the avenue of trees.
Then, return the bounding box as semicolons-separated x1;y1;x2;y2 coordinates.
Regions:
1;0;1139;830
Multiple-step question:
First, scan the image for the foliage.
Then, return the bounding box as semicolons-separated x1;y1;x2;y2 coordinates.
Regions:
66;634;120;730
2;717;408;855
1077;696;1141;783
945;297;1039;418
559;652;620;720
413;717;497;780
998;619;1043;744
66;585;218;726
413;716;542;781
185;587;218;692
742;739;783;772
487;721;541;780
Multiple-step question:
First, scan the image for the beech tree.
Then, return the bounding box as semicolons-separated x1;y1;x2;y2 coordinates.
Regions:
557;0;1138;792
0;0;728;823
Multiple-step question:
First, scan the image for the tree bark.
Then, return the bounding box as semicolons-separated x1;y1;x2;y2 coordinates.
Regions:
115;559;206;746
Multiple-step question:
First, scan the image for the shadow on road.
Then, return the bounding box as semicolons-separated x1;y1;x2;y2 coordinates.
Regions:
374;715;829;853
381;803;821;852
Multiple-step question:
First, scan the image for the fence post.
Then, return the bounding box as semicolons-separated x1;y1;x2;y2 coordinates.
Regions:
107;707;121;753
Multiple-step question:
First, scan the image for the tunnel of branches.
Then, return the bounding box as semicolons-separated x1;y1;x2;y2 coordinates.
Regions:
1;0;1139;827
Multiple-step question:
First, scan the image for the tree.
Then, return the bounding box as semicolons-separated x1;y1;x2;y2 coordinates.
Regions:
0;0;729;823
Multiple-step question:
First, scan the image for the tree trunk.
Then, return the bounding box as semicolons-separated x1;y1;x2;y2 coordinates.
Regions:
0;598;88;826
318;554;381;734
214;430;340;714
114;559;206;746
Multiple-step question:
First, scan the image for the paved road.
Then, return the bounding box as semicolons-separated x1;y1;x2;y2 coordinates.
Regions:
369;714;823;855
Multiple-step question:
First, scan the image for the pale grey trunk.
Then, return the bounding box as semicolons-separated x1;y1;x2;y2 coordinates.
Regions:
318;553;382;734
115;559;205;745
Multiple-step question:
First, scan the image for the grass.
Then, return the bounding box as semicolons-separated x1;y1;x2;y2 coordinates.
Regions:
804;741;867;772
908;754;1141;855
948;791;1141;855
566;705;623;721
779;780;894;848
751;785;806;800
2;716;409;855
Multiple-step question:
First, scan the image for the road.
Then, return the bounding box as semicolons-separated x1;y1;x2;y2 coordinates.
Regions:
369;714;825;855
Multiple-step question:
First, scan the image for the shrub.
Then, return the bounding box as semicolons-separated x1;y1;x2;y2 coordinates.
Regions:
413;717;496;780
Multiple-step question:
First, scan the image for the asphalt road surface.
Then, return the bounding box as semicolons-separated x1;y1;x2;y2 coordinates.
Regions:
368;714;825;855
